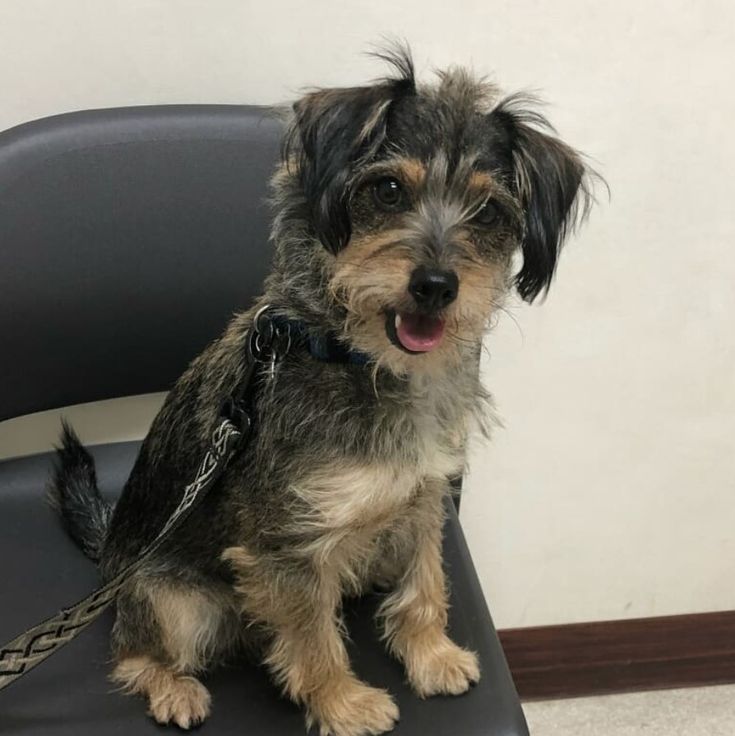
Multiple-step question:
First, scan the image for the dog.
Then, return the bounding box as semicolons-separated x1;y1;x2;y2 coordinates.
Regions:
50;46;593;736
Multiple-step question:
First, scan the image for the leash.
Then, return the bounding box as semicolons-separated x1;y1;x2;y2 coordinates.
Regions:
0;306;292;692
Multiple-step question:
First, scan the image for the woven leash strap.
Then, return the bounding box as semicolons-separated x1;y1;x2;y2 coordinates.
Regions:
0;418;243;691
0;305;291;693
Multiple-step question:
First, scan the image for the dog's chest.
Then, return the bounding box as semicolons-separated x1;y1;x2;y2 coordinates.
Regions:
293;395;466;530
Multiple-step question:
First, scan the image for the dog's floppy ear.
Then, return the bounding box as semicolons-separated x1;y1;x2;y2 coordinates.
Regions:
284;48;415;254
492;96;592;302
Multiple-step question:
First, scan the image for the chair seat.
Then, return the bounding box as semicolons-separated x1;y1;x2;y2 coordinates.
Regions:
0;442;528;735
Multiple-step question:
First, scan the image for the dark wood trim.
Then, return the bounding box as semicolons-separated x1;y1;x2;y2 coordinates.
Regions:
498;610;735;700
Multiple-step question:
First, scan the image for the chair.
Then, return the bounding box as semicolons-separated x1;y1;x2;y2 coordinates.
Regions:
0;105;529;736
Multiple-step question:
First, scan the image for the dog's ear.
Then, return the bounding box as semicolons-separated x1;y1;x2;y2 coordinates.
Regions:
492;96;592;302
284;48;415;254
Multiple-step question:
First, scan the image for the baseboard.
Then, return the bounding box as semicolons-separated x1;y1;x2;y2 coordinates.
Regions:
498;610;735;700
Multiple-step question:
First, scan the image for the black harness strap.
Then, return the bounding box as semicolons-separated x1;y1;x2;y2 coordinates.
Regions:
0;305;291;692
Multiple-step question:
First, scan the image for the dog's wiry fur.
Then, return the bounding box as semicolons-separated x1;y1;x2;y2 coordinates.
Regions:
50;46;593;735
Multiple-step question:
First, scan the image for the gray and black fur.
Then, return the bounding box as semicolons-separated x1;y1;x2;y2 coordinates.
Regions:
51;46;593;735
48;421;112;563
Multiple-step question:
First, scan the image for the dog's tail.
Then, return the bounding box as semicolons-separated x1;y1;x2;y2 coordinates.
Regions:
47;421;113;563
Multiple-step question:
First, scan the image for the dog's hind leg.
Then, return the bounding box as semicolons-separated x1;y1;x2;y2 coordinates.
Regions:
110;576;236;729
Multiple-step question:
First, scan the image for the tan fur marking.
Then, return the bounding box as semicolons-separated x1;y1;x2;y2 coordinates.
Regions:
147;585;224;673
293;462;419;530
222;546;399;736
330;229;421;377
330;222;509;379
396;157;427;189
285;451;464;592
452;247;508;335
112;656;211;730
285;461;428;593
468;170;494;193
379;482;480;697
396;629;480;698
306;675;399;736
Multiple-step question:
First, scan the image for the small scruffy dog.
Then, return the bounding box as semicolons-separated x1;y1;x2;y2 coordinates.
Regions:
52;48;592;735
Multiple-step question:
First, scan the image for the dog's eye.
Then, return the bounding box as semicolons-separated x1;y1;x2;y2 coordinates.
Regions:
373;177;405;211
474;200;500;226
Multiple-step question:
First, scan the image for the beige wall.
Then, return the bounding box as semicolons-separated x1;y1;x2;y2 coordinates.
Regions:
1;0;733;629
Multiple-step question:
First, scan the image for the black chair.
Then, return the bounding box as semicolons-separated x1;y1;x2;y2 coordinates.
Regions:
0;105;529;736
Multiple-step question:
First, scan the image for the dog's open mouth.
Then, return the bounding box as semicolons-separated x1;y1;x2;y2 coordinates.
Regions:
385;310;445;354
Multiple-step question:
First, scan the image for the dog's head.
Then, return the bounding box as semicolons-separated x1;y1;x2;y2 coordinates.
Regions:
274;46;593;376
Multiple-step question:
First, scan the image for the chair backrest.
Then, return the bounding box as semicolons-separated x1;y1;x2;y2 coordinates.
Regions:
0;105;282;421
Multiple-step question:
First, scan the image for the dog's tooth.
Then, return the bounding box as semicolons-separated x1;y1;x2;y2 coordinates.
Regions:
395;313;402;330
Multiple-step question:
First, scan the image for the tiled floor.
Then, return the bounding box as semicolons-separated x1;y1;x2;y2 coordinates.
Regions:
523;685;735;735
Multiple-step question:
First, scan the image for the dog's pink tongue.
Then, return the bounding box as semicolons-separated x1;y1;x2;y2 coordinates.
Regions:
396;313;445;352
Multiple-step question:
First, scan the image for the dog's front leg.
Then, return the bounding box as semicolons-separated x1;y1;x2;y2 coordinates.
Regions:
223;546;399;736
379;480;480;697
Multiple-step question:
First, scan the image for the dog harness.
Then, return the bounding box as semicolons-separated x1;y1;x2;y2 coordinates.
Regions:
0;306;362;692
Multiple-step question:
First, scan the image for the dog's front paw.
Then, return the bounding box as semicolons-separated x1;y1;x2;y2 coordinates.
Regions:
147;675;211;730
405;634;480;698
308;678;399;736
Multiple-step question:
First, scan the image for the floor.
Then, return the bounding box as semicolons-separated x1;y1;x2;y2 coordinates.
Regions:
522;684;735;736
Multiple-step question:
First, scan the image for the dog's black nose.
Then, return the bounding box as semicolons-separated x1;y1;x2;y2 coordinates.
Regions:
408;267;459;311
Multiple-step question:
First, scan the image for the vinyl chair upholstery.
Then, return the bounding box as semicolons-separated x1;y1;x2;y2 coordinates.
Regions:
0;105;529;736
